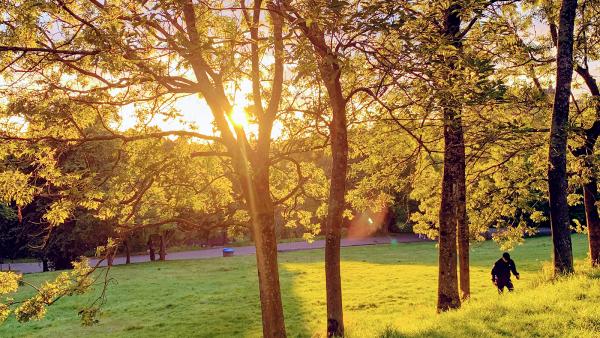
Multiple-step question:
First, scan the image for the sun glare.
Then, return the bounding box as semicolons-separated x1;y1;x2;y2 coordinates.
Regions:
229;105;249;128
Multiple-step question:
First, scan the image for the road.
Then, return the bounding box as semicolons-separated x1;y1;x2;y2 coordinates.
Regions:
3;234;427;274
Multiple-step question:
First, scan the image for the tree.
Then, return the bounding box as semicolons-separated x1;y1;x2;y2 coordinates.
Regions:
0;1;307;334
547;0;577;274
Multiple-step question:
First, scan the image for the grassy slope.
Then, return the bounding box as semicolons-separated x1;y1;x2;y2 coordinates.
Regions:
1;235;597;338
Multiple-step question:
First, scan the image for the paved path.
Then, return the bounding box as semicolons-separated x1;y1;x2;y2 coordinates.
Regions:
2;234;426;274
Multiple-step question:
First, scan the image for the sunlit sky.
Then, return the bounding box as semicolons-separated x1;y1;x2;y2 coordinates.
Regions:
116;78;272;138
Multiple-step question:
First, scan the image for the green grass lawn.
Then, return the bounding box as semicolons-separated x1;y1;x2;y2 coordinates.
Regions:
1;235;598;337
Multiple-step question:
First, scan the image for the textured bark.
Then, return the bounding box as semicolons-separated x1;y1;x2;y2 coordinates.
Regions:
247;166;286;338
437;106;462;312
572;66;600;266
437;2;465;311
236;4;287;337
548;0;577;275
320;64;348;338
583;177;600;265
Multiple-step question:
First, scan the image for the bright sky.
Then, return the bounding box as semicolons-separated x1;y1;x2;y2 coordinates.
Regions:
116;78;268;138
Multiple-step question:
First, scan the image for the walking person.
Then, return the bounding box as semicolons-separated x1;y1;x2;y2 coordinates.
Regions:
491;252;520;293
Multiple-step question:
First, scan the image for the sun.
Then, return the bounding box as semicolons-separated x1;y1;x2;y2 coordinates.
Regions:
229;104;249;129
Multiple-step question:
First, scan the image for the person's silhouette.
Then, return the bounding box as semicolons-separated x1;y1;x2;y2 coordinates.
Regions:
491;252;520;293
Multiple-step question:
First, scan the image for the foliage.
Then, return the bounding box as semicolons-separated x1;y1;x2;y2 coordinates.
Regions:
0;258;94;325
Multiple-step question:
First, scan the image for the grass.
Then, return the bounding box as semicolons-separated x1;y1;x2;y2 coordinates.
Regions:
1;234;597;338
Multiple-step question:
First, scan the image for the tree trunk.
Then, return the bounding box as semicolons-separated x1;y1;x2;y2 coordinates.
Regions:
583;177;600;266
179;1;286;336
548;0;577;275
148;237;155;261
437;2;464;312
457;179;469;300
317;52;348;337
107;244;114;267
42;259;49;272
248;169;286;338
573;66;600;266
159;234;166;261
124;238;131;264
437;106;462;312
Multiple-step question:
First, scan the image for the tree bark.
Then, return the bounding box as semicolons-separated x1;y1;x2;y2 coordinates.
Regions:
180;1;287;335
147;236;155;261
124;238;131;264
548;0;577;275
437;2;465;311
583;176;600;265
320;64;348;338
573;66;600;266
247;166;286;338
437;106;462;312
275;4;349;334
159;234;166;261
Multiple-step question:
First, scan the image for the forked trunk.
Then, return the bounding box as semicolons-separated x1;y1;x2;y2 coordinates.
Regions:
583;177;600;266
573;66;600;267
548;0;577;275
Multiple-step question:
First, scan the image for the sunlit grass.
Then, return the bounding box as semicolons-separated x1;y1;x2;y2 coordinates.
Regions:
1;235;596;337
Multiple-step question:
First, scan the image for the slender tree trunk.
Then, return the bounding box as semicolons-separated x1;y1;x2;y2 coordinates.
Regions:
159;234;166;261
42;259;49;272
583;176;600;265
548;0;577;275
321;69;348;337
249;167;286;338
148;237;155;261
124;238;131;264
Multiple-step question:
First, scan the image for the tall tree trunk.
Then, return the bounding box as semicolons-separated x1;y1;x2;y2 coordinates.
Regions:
437;2;464;311
320;64;348;338
159;234;166;261
583;176;600;265
248;167;286;338
573;65;600;266
124;238;131;264
438;106;462;312
548;0;577;275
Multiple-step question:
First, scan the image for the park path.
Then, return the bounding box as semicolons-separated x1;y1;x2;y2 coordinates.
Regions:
3;234;426;274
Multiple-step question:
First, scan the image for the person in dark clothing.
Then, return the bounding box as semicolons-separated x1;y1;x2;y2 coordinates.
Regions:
491;252;520;293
